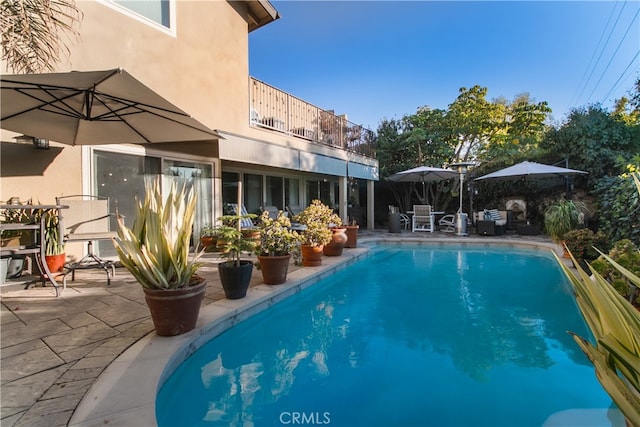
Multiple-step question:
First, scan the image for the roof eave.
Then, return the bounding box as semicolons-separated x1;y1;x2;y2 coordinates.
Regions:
246;0;280;32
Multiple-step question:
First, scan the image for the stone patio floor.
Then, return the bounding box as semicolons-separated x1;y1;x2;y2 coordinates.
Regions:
0;229;558;426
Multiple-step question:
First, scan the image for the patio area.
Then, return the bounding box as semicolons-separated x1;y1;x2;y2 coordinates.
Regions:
0;229;558;427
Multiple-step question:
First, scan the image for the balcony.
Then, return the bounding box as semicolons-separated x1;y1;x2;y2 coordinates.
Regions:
250;77;376;159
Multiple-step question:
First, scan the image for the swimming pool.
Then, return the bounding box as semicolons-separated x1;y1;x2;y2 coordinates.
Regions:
156;244;615;426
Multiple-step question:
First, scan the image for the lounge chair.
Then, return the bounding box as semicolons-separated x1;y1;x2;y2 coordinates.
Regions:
227;204;256;229
412;205;434;232
261;206;282;220
286;205;303;218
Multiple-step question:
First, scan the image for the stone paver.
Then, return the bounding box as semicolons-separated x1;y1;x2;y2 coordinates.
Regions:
0;230;558;426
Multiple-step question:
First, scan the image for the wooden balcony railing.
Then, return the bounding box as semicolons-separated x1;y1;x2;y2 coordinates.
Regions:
250;77;376;159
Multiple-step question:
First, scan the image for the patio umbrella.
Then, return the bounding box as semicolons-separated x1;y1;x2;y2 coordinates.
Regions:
388;166;458;203
1;68;220;145
474;161;587;182
474;160;588;219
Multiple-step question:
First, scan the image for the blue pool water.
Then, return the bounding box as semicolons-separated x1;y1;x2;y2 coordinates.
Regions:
156;245;614;426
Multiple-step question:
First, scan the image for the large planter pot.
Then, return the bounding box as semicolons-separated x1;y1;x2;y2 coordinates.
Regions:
323;227;348;256
143;277;207;337
218;260;254;299
345;225;359;248
45;253;66;273
301;244;324;267
0;258;9;285
258;254;291;285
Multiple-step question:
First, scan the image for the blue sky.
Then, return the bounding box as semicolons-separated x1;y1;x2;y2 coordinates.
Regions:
249;1;640;130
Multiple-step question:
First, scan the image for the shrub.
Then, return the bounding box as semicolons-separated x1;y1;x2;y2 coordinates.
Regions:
563;228;609;262
591;239;640;304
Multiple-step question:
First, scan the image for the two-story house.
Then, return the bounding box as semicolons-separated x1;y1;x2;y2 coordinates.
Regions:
0;0;378;261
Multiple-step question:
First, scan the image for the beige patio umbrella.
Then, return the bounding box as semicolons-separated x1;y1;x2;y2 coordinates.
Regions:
474;161;588;181
388;165;459;203
1;68;220;145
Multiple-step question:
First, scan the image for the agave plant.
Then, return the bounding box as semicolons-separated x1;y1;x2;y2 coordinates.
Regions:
112;179;203;290
558;172;640;425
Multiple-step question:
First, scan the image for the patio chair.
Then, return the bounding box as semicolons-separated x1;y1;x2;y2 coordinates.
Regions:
412;205;434;232
399;213;411;230
56;195;117;285
438;214;456;232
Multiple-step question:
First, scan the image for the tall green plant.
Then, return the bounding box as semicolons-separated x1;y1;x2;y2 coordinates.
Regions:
33;208;64;256
544;199;585;242
558;249;640;425
216;213;257;267
558;171;640;425
112;179;203;290
41;209;64;256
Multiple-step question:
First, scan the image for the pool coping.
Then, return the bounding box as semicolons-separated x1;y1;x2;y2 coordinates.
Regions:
68;237;570;426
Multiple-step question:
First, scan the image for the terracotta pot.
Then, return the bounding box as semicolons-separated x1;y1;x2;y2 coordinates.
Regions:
345;225;359;248
258;254;291;285
323;227;348;256
143;277;207;337
200;236;216;252
45;253;66;273
301;244;324;266
218;260;253;299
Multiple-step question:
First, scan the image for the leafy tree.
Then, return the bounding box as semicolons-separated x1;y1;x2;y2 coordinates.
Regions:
444;85;505;162
1;0;82;73
542;105;639;183
478;93;551;164
377;86;556;213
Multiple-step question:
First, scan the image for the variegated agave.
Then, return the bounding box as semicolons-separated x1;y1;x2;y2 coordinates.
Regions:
112;179;203;289
559;172;640;425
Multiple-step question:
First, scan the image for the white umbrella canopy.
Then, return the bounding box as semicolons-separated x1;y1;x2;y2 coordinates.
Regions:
388;165;459;183
388;166;459;203
1;68;220;145
474;161;588;181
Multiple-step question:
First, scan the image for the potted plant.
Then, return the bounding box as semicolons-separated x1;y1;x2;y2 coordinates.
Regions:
543;199;586;246
293;200;340;266
112;179;206;337
199;225;218;252
254;210;302;285
563;228;608;271
557;172;640;427
216;213;258;299
35;208;66;273
345;219;359;248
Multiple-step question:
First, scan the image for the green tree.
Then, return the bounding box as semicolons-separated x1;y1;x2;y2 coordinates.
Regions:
1;0;82;73
444;85;505;162
543;105;639;183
